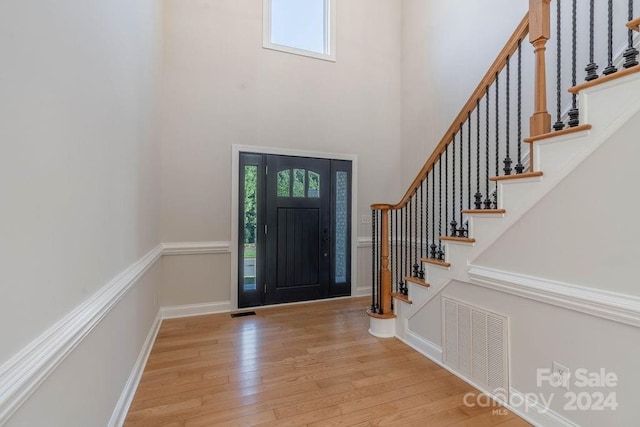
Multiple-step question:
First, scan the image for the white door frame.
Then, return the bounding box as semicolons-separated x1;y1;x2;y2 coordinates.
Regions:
231;144;358;310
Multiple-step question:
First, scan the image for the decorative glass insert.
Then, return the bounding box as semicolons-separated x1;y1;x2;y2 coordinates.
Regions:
243;165;258;291
335;171;348;283
277;169;291;197
293;168;306;197
308;171;320;198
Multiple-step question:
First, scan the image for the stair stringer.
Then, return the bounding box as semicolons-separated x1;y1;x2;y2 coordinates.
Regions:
467;70;640;264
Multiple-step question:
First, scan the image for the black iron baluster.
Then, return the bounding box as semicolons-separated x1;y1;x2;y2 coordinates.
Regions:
371;209;376;313
467;112;471;212
445;145;449;237
413;191;419;279
438;153;444;260
399;206;405;294
585;0;599;81
554;0;566;130
459;124;465;236
475;100;483;208
624;0;639;68
450;135;457;237
408;197;413;279
419;181;425;279
495;72;500;181
516;40;525;174
431;167;437;259
504;57;513;175
425;173;429;264
484;87;492;209
603;0;618;75
568;0;580;127
391;209;395;294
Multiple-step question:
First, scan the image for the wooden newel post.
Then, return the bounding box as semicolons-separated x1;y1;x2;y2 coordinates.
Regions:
529;0;552;168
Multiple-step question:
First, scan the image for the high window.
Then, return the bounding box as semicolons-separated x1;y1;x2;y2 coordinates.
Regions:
263;0;336;61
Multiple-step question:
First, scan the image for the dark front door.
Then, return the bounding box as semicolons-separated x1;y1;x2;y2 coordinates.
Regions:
238;153;352;308
264;155;331;304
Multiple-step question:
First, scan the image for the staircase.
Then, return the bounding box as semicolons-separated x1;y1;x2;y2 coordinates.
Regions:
368;1;640;425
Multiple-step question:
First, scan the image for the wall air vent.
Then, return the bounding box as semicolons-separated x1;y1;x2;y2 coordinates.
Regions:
442;296;509;397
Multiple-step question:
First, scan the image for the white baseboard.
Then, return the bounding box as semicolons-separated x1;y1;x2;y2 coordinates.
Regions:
0;245;163;425
160;301;232;319
398;328;574;427
108;311;163;427
401;330;443;363
356;286;371;297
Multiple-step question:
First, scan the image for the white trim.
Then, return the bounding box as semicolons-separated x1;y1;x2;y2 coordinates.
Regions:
402;330;443;362
231;144;359;311
162;241;231;255
398;332;571;427
468;266;640;328
262;0;337;62
357;237;372;248
0;245;163;425
108;311;162;427
160;301;232;319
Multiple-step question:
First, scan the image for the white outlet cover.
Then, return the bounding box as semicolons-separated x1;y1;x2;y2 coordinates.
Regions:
552;361;571;390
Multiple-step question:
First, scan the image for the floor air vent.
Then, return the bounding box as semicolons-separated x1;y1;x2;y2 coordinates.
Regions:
442;296;509;396
230;311;256;318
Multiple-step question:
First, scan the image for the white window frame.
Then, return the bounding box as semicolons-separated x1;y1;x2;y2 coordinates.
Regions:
262;0;336;62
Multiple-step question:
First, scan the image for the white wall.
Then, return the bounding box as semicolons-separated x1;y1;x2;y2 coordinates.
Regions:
400;0;529;190
159;0;402;305
0;0;163;423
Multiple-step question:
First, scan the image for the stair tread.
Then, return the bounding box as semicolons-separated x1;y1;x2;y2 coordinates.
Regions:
366;308;396;319
439;236;476;243
490;171;543;182
523;124;592;143
569;64;640;94
421;258;451;268
462;209;506;214
404;276;431;288
391;292;413;304
627;17;640;31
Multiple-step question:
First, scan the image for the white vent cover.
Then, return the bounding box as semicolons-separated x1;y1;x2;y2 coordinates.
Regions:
442;296;509;396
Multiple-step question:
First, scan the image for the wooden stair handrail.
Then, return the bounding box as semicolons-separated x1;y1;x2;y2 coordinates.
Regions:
371;13;529;211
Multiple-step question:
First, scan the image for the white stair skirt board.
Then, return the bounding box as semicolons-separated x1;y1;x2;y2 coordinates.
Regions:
368;317;395;338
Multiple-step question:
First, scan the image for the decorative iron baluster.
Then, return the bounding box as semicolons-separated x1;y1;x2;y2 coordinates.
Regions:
450;135;457;236
603;0;618;75
475;99;483;207
459;123;465;237
585;0;599;81
623;0;639;68
516;40;525;174
504;56;513;175
467;112;471;211
431;166;437;259
554;0;565;130
413;192;419;279
399;206;405;294
445;145;449;237
425;173;430;264
391;209;395;294
484;87;492;209
494;73;499;208
371;209;377;313
419;180;425;279
568;0;580;127
438;153;444;260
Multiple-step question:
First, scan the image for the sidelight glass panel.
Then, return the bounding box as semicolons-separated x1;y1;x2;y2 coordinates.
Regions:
277;169;291;197
293;168;306;197
335;171;348;283
243;165;258;291
308;171;320;198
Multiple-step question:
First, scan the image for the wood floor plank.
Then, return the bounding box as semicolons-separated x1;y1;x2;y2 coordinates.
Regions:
124;297;529;426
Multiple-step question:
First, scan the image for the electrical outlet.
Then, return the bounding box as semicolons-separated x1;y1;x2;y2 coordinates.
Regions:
361;215;371;224
552;362;571;390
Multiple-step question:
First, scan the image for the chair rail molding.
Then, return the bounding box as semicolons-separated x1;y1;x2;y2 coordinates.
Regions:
0;245;163;425
468;266;640;328
162;241;232;255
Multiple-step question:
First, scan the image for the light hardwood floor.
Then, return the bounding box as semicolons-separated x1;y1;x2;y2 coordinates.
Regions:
125;297;529;426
